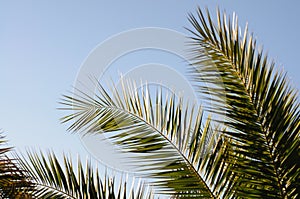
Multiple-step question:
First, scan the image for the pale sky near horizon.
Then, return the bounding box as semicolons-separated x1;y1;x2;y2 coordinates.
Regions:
1;1;299;170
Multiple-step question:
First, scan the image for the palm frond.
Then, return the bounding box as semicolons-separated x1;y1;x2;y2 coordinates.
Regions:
188;7;300;198
17;151;153;199
0;133;33;198
60;79;231;198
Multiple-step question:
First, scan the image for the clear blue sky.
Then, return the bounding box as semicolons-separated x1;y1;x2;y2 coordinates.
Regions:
0;1;299;165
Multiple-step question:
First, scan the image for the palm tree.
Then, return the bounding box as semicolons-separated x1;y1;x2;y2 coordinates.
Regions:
60;7;299;199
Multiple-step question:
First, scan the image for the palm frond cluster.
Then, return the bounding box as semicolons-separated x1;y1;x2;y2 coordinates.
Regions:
61;7;299;198
1;7;299;199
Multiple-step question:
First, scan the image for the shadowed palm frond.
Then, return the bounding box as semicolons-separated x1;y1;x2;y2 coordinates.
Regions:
0;133;33;198
17;151;153;199
188;7;300;198
60;79;233;198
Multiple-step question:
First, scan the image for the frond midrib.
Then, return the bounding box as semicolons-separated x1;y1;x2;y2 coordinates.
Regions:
32;182;77;199
202;36;287;198
87;102;216;198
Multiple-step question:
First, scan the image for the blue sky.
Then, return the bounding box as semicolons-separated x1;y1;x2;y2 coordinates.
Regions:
0;1;299;168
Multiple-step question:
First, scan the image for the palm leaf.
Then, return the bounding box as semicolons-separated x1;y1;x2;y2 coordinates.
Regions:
0;133;33;198
60;79;231;198
188;7;300;198
17;151;153;199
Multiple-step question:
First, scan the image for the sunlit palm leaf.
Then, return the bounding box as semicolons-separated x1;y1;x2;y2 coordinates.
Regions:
188;7;300;198
17;151;153;199
60;79;229;198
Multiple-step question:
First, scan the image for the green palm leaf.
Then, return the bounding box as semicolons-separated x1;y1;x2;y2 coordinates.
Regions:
60;79;230;198
17;151;153;199
188;7;299;198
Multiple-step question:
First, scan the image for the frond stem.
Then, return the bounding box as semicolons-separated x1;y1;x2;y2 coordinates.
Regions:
203;39;287;198
91;104;216;198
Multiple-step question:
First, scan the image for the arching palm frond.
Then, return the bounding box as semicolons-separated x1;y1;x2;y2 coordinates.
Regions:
188;7;300;198
60;79;232;198
0;134;33;198
17;151;153;199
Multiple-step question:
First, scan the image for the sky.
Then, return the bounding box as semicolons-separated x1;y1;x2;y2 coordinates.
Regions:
0;1;299;172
